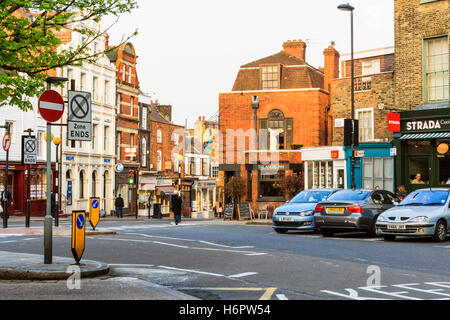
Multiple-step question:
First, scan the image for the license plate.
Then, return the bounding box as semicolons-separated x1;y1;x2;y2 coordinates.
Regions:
387;224;406;230
279;217;294;222
327;208;345;214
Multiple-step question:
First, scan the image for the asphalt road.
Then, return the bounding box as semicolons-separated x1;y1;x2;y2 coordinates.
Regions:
1;219;450;300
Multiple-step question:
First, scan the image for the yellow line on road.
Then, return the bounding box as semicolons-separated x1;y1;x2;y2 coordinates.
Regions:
259;288;277;300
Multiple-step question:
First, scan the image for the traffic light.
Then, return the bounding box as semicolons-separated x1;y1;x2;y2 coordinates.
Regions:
128;170;135;184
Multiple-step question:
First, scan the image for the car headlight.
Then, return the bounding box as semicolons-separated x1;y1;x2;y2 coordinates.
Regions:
300;211;314;217
377;215;388;222
409;216;429;223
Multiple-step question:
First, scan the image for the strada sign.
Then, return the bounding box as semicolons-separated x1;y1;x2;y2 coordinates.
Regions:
403;118;450;132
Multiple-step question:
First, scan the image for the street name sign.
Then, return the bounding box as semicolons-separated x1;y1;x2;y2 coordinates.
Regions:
2;133;11;152
38;90;65;122
89;197;100;230
71;211;86;264
68;91;92;141
22;136;37;164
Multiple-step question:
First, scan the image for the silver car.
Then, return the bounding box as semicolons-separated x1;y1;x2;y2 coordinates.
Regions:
376;188;450;242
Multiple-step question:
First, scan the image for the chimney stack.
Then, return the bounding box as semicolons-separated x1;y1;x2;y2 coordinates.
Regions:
282;39;307;61
323;42;340;92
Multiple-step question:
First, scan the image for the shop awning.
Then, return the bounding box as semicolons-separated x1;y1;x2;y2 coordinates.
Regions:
400;132;450;140
156;186;175;195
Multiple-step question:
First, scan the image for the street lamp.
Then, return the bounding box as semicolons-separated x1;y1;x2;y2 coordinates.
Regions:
338;3;356;189
52;137;61;227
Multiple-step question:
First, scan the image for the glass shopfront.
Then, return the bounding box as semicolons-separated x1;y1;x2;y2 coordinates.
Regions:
394;108;450;191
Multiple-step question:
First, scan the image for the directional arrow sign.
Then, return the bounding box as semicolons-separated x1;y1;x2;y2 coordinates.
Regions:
89;197;100;230
38;90;65;122
71;211;86;264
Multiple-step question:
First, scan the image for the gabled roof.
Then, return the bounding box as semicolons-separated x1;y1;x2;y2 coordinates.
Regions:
241;51;306;68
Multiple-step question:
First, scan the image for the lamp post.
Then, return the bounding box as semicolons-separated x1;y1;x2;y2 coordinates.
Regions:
338;3;356;189
53;137;61;227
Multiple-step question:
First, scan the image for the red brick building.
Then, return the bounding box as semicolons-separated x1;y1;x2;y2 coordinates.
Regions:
219;40;340;212
107;42;140;215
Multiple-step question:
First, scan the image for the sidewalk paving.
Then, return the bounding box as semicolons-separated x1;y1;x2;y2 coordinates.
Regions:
0;225;116;236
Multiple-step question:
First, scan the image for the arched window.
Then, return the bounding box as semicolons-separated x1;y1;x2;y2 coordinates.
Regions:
92;171;97;197
260;109;293;150
103;171;109;199
141;138;147;167
79;170;85;199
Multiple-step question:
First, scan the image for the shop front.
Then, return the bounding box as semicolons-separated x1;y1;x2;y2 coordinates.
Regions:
115;163;139;215
0;162;56;217
138;173;156;217
393;107;450;192
344;143;394;192
192;179;217;213
301;146;346;190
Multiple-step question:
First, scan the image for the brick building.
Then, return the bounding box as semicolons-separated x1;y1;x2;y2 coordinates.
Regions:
219;40;340;213
107;42;140;215
327;47;396;192
150;103;186;216
393;0;449;191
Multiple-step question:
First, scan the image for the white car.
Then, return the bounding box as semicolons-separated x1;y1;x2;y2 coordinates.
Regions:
376;188;450;242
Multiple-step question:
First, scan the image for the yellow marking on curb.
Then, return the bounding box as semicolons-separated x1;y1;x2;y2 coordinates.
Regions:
259;288;277;300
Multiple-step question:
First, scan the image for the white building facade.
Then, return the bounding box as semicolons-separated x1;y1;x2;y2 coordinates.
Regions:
56;20;117;215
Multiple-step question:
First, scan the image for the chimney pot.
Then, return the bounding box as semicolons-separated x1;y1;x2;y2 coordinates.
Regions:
282;39;307;61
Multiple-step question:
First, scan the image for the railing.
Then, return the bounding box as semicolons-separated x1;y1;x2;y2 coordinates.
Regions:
354;76;372;92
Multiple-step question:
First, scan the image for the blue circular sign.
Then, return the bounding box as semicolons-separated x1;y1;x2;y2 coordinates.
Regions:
76;214;85;229
92;200;99;209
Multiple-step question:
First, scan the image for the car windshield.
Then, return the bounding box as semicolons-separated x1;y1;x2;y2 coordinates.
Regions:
399;191;449;206
290;190;333;203
326;190;371;202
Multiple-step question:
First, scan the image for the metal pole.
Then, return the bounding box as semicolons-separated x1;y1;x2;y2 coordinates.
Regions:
44;81;53;264
3;123;10;229
350;9;356;190
55;144;59;227
24;128;34;228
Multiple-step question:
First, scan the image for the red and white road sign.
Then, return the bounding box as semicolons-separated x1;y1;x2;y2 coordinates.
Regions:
2;133;11;152
38;90;65;122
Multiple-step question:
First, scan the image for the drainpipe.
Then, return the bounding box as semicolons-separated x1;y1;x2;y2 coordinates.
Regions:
325;105;331;145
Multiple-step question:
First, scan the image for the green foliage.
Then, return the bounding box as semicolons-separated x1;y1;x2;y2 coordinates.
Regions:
0;0;138;111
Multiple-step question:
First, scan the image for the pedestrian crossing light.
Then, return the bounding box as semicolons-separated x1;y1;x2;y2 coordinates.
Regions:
128;170;135;184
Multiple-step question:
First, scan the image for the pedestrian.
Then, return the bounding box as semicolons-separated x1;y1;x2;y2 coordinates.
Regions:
411;172;425;184
0;189;13;219
115;194;124;218
51;192;58;218
171;187;183;225
446;177;450;185
218;201;223;219
396;185;407;201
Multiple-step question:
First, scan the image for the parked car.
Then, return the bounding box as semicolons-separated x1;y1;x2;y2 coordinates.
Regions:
376;188;450;242
272;189;341;234
314;189;399;237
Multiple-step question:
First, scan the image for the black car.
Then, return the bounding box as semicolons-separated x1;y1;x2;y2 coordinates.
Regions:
314;189;399;237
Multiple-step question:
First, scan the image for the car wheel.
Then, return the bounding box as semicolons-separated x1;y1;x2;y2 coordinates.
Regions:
321;230;334;237
432;220;447;242
274;229;287;234
382;235;396;241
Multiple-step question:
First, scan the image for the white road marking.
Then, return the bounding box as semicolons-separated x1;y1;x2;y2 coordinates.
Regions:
229;272;258;278
158;265;225;278
198;240;253;249
153;241;189;249
109;264;155;268
276;294;289;300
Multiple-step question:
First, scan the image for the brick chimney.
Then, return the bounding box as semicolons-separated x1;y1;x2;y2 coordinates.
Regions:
282;39;307;61
323;42;340;92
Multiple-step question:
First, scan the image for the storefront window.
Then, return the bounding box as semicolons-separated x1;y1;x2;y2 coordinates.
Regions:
437;140;450;185
258;165;285;200
407;141;431;154
309;161;333;189
30;169;47;200
409;158;429;185
363;158;394;192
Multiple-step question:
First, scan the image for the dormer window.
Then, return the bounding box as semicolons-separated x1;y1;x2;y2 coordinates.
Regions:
261;65;280;90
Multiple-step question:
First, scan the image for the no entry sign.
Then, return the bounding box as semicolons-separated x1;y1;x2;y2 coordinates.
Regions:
2;133;11;152
38;90;65;122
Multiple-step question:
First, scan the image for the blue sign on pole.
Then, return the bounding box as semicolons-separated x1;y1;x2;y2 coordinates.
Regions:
92;199;99;209
76;214;85;229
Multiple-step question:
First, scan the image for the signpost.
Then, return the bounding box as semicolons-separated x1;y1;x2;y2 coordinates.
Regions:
1;124;11;229
68;91;92;141
39;88;65;264
89;197;100;230
22;129;35;228
71;211;86;264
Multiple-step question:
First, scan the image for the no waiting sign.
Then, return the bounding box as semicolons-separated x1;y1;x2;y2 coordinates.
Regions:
68;91;92;141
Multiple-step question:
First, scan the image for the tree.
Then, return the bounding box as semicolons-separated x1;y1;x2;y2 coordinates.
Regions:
224;176;246;220
279;173;304;200
0;0;138;111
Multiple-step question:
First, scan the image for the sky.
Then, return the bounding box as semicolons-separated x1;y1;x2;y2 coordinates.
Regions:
102;0;394;128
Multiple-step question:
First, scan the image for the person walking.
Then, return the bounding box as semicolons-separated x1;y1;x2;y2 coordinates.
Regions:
396;185;407;201
171;189;183;225
115;194;124;218
218;201;223;219
0;190;13;219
